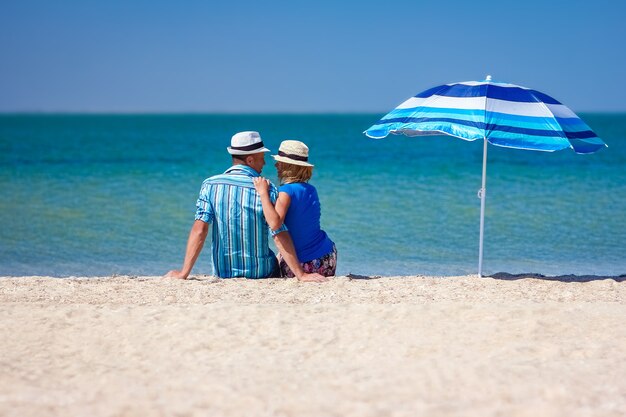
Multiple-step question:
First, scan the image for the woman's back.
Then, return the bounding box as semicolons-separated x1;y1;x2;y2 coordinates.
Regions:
280;182;334;263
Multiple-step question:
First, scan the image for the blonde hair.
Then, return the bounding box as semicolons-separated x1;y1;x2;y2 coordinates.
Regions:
276;161;313;184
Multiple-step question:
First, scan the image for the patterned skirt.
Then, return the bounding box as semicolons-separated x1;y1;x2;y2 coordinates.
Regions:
279;245;337;278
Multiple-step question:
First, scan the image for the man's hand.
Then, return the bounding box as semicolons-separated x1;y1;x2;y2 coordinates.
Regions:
297;272;330;283
164;270;189;280
166;220;208;281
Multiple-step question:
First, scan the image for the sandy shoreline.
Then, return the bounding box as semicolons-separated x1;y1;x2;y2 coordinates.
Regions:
1;274;625;416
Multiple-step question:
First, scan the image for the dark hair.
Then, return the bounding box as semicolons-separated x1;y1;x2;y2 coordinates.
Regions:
232;155;249;163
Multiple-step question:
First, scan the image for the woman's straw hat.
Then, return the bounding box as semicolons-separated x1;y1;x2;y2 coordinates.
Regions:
272;140;314;167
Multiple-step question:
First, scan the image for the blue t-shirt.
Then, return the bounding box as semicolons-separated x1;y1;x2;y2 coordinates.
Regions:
279;182;334;263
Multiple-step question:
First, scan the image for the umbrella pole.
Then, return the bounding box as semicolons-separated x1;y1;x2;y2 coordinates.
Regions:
478;137;488;277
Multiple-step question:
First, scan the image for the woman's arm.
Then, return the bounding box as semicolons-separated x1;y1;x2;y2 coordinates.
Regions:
273;231;328;282
253;178;291;231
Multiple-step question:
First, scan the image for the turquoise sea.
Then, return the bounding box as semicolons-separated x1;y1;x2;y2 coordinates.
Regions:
1;114;625;277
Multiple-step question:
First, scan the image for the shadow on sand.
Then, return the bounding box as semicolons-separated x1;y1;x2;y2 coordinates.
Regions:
487;272;626;283
345;273;626;283
346;274;383;280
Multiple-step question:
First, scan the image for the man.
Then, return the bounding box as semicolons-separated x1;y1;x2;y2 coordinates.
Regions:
165;131;328;282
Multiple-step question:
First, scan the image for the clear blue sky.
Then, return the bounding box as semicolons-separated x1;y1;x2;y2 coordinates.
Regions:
1;0;625;113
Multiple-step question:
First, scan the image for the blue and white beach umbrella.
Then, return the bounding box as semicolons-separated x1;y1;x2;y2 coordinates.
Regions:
364;76;607;276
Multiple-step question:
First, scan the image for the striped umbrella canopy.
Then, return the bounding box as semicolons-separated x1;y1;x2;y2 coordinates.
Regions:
364;76;607;276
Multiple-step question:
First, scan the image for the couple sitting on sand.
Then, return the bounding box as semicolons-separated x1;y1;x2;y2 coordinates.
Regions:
166;131;336;283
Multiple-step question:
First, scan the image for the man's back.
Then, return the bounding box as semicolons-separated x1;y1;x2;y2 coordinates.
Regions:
195;165;280;278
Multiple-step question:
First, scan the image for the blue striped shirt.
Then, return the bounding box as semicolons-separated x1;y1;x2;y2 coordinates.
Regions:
195;165;287;278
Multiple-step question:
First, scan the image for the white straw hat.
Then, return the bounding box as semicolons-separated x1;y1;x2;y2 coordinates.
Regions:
227;131;271;155
272;140;314;167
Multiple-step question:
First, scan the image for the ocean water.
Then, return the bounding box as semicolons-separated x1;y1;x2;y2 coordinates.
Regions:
1;114;625;277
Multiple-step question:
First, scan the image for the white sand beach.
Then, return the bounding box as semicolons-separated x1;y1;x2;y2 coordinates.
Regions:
1;274;625;417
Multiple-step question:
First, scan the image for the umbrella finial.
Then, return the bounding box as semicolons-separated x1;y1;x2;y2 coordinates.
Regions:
485;75;492;82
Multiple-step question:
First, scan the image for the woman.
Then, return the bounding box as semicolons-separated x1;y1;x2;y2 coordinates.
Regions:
253;140;336;277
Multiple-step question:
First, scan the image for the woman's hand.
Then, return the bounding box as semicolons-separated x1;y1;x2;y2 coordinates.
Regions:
253;177;270;196
297;273;330;283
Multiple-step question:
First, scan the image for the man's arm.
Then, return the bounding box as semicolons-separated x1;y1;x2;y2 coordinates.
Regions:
273;231;329;283
165;220;209;280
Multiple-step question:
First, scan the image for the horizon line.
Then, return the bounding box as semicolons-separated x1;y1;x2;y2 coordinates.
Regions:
2;110;625;116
